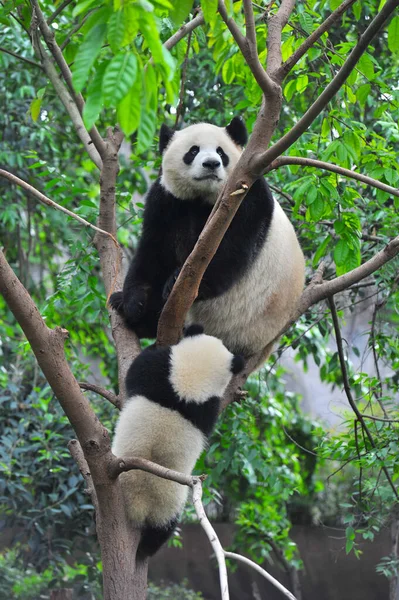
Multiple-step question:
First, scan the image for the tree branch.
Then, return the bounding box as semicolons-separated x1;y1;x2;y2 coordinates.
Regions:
218;0;277;96
94;129;141;399
0;250;107;446
47;0;74;25
268;156;399;197
277;0;357;80
108;455;199;486
266;0;296;76
192;478;230;600
0;46;42;69
253;0;399;172
164;11;205;51
31;0;106;160
328;296;398;500
68;438;99;514
0;169;119;245
30;23;103;169
225;552;297;600
79;382;121;410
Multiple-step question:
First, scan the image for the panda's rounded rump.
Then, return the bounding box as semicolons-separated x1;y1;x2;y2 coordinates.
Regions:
169;334;237;403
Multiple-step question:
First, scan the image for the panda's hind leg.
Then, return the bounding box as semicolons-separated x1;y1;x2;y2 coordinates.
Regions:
137;518;178;558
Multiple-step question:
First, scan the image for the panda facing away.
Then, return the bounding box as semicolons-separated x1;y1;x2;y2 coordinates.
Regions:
112;324;245;557
110;117;305;365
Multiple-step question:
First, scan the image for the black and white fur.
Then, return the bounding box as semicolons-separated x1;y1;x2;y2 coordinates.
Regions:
112;325;244;557
110;117;305;365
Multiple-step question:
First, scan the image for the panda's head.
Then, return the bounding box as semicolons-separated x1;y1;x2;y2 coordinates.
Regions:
169;324;245;403
159;117;248;203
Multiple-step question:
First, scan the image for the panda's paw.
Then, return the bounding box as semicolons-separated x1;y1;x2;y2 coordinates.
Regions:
124;290;147;324
162;269;180;301
109;291;124;313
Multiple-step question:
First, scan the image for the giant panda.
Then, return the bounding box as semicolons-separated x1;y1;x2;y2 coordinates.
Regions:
110;117;305;365
112;324;244;557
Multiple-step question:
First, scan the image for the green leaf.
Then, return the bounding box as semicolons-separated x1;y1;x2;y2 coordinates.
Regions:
71;24;107;93
108;10;126;53
313;234;332;267
388;15;399;54
83;62;107;130
222;58;236;84
170;0;193;26
356;83;371;106
296;75;308;93
334;239;349;267
358;54;375;81
137;106;157;153
103;53;138;106
298;11;313;34
201;0;218;23
309;196;325;221
30;98;42;122
352;3;361;20
72;0;97;17
117;77;142;136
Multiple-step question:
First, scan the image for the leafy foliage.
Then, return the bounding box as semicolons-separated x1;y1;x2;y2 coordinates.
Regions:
0;0;399;593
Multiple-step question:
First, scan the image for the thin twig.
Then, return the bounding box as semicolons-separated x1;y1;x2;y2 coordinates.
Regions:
47;0;74;25
68;439;99;514
192;478;230;600
174;29;193;128
108;455;201;485
268;156;399;198
79;382;121;410
278;0;357;79
225;552;297;600
0;169;119;247
0;46;43;69
328;296;398;500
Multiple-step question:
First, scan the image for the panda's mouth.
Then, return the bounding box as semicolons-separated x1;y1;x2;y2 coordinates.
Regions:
194;174;221;181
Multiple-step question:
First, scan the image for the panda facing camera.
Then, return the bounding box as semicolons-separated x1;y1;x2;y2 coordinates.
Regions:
112;324;244;558
110;117;305;367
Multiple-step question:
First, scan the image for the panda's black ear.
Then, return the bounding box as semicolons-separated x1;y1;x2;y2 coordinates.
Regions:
183;324;204;337
226;116;248;147
231;354;245;375
159;124;174;154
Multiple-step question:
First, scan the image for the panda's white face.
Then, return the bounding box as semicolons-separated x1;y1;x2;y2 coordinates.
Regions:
169;333;240;403
161;124;243;203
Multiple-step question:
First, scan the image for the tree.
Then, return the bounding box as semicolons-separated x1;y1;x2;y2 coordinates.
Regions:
1;1;399;599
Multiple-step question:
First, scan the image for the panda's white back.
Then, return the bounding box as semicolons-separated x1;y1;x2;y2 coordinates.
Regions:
187;201;305;359
111;395;205;527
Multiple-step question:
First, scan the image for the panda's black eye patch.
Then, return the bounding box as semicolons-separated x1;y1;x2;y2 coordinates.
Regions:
183;145;200;165
216;146;229;167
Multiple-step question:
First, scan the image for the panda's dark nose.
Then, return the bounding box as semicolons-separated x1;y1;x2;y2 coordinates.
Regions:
202;159;221;170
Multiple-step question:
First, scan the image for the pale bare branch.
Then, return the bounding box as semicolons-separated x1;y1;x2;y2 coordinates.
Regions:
192;478;230;600
277;0;358;80
266;0;296;76
0;46;42;68
0;169;119;246
268;156;399;197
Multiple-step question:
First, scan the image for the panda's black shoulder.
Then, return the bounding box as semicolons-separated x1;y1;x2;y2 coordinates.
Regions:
125;345;171;398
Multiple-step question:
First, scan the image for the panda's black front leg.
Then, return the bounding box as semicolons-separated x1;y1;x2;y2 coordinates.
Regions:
109;283;149;327
162;267;181;301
